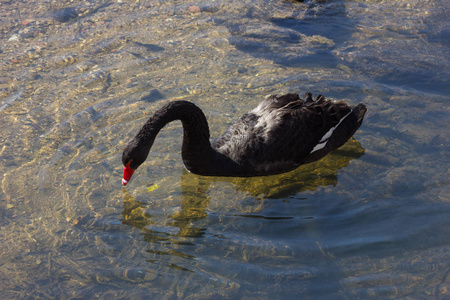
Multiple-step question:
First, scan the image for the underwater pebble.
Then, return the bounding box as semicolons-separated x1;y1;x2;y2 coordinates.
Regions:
8;34;19;41
189;6;201;13
439;285;448;294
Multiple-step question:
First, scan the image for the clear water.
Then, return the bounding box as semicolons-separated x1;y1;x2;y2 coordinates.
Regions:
1;0;449;299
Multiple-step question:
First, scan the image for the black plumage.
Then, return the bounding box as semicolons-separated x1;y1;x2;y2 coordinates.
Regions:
122;93;366;185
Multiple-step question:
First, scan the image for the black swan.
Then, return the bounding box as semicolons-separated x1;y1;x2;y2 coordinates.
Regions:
122;93;366;185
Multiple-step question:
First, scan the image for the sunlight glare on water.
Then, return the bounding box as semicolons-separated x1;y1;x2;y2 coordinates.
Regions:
0;0;449;298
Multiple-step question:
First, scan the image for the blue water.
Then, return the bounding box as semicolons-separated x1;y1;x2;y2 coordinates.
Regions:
0;0;449;299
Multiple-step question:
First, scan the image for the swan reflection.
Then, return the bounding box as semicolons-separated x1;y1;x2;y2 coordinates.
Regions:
121;138;364;239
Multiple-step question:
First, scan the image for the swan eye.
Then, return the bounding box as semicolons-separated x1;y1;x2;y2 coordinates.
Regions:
126;159;136;169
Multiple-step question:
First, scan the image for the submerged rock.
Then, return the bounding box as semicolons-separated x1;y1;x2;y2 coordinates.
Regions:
52;7;79;23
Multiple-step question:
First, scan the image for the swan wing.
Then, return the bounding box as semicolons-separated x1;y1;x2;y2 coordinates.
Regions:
212;94;366;175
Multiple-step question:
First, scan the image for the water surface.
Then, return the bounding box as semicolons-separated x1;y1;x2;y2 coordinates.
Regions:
0;0;449;299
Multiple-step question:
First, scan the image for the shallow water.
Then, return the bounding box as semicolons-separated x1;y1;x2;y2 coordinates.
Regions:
0;0;449;299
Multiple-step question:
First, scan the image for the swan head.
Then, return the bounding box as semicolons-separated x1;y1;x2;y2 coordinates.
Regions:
122;140;150;186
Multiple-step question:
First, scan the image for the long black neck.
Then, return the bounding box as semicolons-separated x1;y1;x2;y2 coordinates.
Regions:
135;101;239;176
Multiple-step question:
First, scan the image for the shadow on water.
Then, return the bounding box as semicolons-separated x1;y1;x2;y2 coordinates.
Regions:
223;0;352;67
121;138;364;243
223;0;449;93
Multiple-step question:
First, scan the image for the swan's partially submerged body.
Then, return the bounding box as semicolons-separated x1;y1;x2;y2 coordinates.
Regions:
122;93;366;185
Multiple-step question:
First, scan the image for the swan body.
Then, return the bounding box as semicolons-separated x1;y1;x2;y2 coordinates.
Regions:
122;93;366;185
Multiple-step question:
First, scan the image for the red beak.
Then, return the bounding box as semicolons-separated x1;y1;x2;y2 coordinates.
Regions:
122;162;135;186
